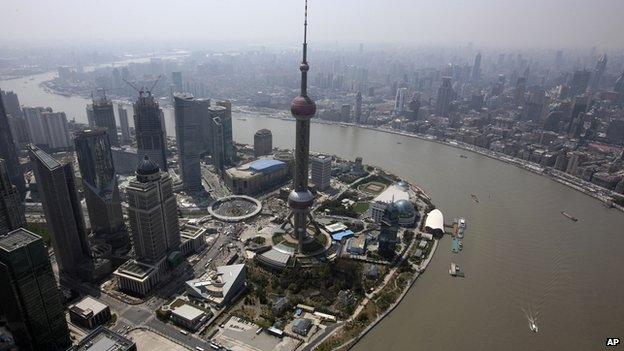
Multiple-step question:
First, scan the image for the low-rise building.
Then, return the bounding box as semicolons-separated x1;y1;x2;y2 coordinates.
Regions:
346;235;367;255
224;159;290;196
113;259;161;296
170;304;207;331
69;327;136;351
180;223;206;256
69;296;111;329
292;318;313;336
185;264;246;306
370;183;410;222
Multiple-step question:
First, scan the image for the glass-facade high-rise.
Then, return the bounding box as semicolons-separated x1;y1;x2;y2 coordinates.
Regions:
74;128;128;249
0;89;25;197
133;92;167;171
91;96;119;146
0;158;26;235
173;93;209;191
0;228;71;351
28;145;93;279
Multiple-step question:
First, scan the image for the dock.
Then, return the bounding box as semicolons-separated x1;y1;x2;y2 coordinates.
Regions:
451;237;462;253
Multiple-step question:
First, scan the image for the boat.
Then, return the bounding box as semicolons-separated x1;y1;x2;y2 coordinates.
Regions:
470;194;479;203
460;154;468;159
457;217;466;238
561;211;578;222
449;262;464;277
523;307;539;333
396;141;402;144
529;321;539;333
451;238;461;253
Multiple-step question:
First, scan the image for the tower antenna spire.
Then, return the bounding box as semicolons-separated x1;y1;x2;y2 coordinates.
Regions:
299;0;310;96
303;0;308;64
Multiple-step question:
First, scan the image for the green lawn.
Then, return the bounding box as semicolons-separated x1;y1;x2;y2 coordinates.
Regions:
353;202;370;214
26;222;51;246
357;181;387;195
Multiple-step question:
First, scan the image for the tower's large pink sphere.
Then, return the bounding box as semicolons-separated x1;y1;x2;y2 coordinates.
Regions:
291;95;316;119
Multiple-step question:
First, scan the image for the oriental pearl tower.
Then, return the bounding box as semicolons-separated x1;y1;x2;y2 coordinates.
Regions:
288;0;320;253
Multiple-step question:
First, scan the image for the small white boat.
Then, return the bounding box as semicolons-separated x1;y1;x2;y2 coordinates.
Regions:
529;320;539;333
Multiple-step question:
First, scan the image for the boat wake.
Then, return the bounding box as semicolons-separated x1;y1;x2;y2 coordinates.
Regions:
522;306;539;333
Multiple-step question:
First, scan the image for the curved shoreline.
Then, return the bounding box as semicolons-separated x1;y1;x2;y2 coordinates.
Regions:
365;126;624;213
251;112;624;214
14;75;623;213
344;238;439;350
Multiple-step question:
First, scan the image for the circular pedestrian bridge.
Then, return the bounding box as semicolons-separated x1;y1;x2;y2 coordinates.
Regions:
208;195;262;222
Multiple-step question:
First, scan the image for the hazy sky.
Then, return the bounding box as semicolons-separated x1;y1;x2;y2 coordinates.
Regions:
2;0;623;48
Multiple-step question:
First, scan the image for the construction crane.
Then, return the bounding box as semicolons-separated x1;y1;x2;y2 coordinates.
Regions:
122;75;161;97
122;78;143;96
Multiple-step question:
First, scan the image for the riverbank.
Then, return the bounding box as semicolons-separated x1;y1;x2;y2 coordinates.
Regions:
311;198;440;351
344;238;439;350
250;111;624;214
352;124;624;213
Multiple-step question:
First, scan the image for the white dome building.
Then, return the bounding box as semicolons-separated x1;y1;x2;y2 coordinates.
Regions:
424;209;444;237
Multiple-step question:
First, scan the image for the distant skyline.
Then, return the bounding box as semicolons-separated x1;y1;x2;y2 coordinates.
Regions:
1;0;624;49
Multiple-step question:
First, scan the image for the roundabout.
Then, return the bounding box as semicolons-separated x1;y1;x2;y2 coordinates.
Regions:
207;195;262;222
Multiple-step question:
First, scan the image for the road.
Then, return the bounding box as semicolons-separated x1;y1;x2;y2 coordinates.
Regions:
59;229;233;350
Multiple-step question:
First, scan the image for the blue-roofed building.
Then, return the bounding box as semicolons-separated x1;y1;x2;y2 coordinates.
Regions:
248;159;286;173
224;157;291;196
331;229;354;241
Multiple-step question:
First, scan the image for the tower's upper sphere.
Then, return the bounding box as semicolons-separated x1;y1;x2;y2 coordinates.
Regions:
136;155;160;176
291;95;316;119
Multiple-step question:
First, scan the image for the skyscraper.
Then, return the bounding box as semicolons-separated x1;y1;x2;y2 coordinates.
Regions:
471;53;482;83
23;107;71;150
590;54;607;91
86;103;95;126
523;86;546;123
215;100;235;164
125;156;180;263
569;70;591;97
0;89;25;197
74;128;128;249
118;105;131;144
310;155;331;190
394;87;408;116
354;91;362;123
42;111;72;149
0;159;25;235
254;129;273;157
133;91;167;171
0;229;71;351
28;145;93;279
616;72;624;105
7;113;31;148
514;77;527;107
288;0;318;252
210;114;225;175
407;93;420;121
173;93;209;191
0;90;22;117
91;95;119;146
435;77;454;117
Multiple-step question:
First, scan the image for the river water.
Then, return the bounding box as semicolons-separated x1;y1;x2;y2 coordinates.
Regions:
2;73;624;351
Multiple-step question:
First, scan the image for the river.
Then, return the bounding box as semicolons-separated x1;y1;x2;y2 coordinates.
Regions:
2;73;624;351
